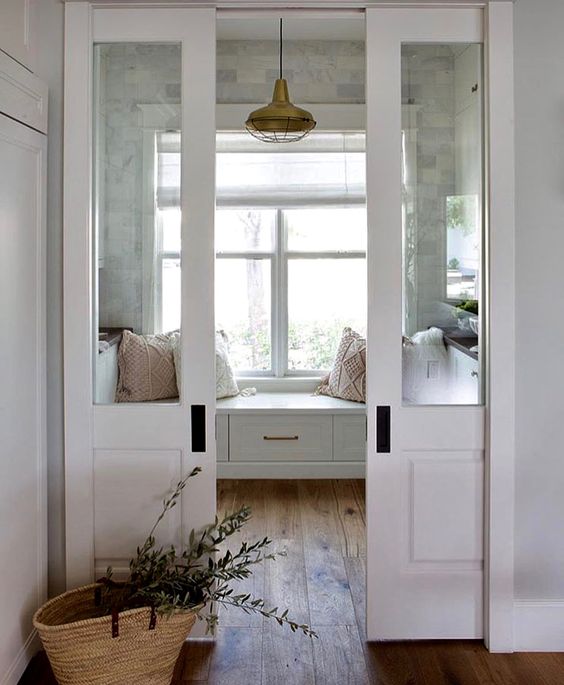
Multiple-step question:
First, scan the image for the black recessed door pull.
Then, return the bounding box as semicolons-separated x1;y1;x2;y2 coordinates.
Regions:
376;405;391;453
191;405;206;453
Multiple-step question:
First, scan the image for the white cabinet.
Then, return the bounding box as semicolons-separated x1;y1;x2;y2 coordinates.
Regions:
0;111;46;682
216;393;366;477
0;0;37;72
95;344;118;404
333;415;367;461
0;51;47;134
447;345;479;404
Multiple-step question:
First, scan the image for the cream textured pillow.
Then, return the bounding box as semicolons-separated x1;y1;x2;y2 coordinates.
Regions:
316;327;366;403
115;330;178;402
170;331;239;399
216;330;239;399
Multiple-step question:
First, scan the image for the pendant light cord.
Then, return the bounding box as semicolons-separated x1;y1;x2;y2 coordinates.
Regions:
279;18;283;79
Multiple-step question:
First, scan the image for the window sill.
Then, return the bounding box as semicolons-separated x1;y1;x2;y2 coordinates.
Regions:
216;391;365;415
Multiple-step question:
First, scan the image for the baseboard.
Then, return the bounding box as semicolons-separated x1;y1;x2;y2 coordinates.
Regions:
217;461;366;479
1;630;40;685
514;600;564;651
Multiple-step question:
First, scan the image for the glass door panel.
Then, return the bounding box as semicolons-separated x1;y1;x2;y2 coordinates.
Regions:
93;43;182;403
401;43;483;405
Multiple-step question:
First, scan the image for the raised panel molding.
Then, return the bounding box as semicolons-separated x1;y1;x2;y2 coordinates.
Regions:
0;115;46;683
0;51;47;134
403;451;484;572
333;415;366;462
0;0;36;73
94;449;182;566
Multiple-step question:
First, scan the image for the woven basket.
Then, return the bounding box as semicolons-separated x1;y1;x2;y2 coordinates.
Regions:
33;584;198;685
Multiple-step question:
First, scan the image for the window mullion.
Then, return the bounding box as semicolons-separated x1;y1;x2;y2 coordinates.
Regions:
276;208;287;378
271;242;278;377
156;253;163;333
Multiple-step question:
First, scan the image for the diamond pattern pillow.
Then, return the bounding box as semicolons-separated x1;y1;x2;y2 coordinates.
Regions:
115;329;178;402
316;327;366;403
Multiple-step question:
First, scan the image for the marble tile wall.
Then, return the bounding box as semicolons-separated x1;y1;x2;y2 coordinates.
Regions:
401;45;457;334
97;40;366;333
97;43;181;332
217;40;365;104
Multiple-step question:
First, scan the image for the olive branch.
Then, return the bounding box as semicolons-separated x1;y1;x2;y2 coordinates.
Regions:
97;467;316;638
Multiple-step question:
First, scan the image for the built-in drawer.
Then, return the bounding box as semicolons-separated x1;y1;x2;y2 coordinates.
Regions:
333;415;366;461
229;414;332;462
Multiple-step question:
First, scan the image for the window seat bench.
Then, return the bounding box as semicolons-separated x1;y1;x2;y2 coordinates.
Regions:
216;392;366;479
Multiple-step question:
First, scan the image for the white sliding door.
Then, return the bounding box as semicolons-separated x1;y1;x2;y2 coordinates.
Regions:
64;5;216;592
365;8;486;639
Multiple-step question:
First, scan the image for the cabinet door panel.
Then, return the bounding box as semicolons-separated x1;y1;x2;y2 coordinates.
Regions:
0;0;36;71
0;114;46;682
0;52;47;133
333;415;366;462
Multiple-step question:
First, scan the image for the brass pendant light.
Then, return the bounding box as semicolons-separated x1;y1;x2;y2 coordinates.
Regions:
245;19;316;143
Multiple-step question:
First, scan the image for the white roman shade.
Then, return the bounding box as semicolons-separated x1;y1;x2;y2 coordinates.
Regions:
157;131;366;209
156;131;181;208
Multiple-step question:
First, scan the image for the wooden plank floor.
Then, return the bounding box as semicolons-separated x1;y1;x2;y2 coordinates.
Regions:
23;479;564;685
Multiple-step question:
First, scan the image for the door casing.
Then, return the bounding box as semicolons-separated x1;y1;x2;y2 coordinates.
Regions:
63;0;515;651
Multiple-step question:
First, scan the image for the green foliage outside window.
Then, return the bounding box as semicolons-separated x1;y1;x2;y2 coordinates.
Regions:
446;195;477;236
224;319;361;373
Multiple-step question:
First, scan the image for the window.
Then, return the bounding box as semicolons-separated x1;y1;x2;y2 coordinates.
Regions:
152;131;367;376
446;194;480;301
149;132;182;334
156;208;181;333
216;133;367;377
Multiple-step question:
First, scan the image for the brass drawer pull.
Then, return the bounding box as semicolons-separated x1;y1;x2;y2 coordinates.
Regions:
263;435;299;441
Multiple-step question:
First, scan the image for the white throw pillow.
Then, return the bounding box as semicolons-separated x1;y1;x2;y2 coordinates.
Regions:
171;330;239;400
402;326;449;404
170;331;182;393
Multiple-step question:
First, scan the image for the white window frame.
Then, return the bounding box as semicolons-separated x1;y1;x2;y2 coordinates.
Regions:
149;128;368;377
155;208;182;333
216;205;366;378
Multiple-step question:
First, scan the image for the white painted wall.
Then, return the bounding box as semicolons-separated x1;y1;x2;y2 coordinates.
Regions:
34;0;66;597
514;0;564;602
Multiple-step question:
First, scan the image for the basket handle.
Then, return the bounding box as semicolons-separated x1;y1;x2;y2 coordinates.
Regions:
110;606;156;638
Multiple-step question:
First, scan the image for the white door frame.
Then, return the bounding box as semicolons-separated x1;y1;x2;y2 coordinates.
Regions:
63;0;515;652
482;1;515;653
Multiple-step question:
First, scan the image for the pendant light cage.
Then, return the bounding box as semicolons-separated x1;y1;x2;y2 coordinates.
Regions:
245;19;316;143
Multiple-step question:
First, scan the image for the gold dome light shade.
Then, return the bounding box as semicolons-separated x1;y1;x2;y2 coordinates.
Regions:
245;78;317;143
245;18;316;143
